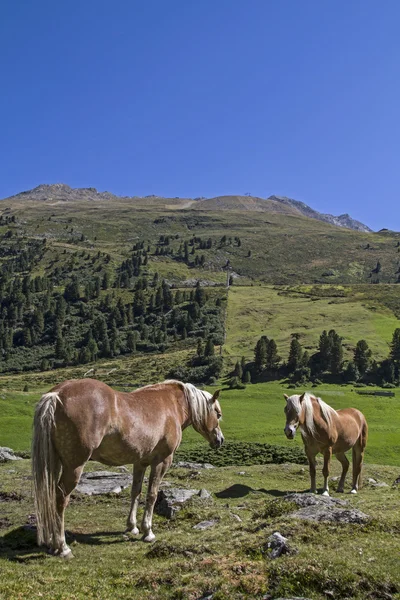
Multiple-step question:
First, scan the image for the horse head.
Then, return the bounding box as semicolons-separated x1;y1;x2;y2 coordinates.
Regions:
196;389;224;449
283;392;306;439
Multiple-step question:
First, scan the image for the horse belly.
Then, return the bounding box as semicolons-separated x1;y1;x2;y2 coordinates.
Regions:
91;433;141;466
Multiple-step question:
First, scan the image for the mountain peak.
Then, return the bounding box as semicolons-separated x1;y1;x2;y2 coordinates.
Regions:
267;195;371;232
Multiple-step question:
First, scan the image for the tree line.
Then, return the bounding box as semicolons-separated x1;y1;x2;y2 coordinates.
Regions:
230;328;400;388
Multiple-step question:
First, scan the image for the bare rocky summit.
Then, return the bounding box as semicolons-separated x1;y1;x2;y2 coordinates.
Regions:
1;183;372;232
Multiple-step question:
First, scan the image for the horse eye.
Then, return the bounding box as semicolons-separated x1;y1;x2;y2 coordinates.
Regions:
216;411;221;420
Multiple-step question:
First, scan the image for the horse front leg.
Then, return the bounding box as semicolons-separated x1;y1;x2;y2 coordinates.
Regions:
322;447;332;496
141;455;173;543
126;463;146;534
305;446;318;493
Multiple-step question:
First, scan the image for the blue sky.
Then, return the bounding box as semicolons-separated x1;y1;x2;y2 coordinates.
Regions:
1;1;399;231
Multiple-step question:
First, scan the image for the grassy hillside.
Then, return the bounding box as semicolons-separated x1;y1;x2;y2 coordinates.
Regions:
2;192;400;285
224;285;400;366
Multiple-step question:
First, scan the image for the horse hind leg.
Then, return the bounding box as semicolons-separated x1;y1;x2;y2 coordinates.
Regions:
53;464;85;558
126;463;146;535
351;441;365;494
322;447;332;496
335;452;349;493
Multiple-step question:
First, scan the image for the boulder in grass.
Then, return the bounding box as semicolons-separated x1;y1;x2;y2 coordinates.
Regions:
75;471;132;495
284;493;369;524
172;461;215;470
155;487;212;518
267;531;296;559
0;447;23;463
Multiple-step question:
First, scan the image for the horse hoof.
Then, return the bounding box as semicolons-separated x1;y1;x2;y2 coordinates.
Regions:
322;490;330;497
143;533;156;543
350;489;357;494
60;549;74;560
126;527;140;536
337;488;344;493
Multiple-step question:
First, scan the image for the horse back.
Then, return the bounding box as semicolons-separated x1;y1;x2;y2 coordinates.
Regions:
334;407;367;451
50;379;118;453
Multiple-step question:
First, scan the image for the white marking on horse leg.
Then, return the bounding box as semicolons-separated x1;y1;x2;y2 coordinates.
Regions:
143;531;156;543
350;488;358;494
322;490;330;497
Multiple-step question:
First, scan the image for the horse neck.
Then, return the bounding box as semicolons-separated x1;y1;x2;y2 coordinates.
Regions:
176;388;192;430
302;396;335;435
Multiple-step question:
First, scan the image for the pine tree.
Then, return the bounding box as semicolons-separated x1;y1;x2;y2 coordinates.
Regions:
329;330;343;374
234;360;242;379
345;361;360;382
254;336;268;372
266;339;280;370
354;339;372;375
244;370;252;384
287;336;303;373
127;330;137;353
196;338;203;357
204;338;215;357
194;281;206;306
318;330;331;371
390;328;400;364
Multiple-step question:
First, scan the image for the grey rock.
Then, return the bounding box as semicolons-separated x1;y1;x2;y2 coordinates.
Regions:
393;475;400;486
193;520;217;530
0;447;23;463
372;482;389;488
155;487;212;518
116;465;129;473
267;531;296;559
284;493;369;524
198;488;211;499
230;513;242;522
237;471;246;475
367;478;377;484
172;461;215;470
76;471;132;495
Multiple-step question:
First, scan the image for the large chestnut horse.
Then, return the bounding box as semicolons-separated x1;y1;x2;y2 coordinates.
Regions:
283;392;368;495
32;379;224;558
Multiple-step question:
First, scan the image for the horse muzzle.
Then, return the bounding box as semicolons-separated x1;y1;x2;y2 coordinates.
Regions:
284;425;296;440
210;432;224;449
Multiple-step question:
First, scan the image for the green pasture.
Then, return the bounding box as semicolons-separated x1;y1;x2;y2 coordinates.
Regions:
1;458;400;600
224;285;399;363
2;380;399;467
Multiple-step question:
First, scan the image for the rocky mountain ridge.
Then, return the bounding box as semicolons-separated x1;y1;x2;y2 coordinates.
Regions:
1;183;372;232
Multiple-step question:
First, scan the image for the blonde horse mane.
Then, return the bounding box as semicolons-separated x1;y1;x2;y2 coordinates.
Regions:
288;392;337;436
162;379;214;431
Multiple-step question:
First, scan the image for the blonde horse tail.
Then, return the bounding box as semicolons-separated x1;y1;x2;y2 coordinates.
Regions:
355;416;368;490
32;392;62;547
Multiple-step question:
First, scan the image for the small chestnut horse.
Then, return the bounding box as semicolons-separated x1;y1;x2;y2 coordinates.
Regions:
284;392;367;496
32;378;224;558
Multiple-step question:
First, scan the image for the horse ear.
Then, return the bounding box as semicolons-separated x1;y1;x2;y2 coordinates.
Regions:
210;390;220;403
299;393;306;403
283;394;289;400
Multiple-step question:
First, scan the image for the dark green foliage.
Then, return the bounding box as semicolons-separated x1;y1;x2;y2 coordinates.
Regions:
287;335;303;372
354;339;372;375
174;441;307;467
